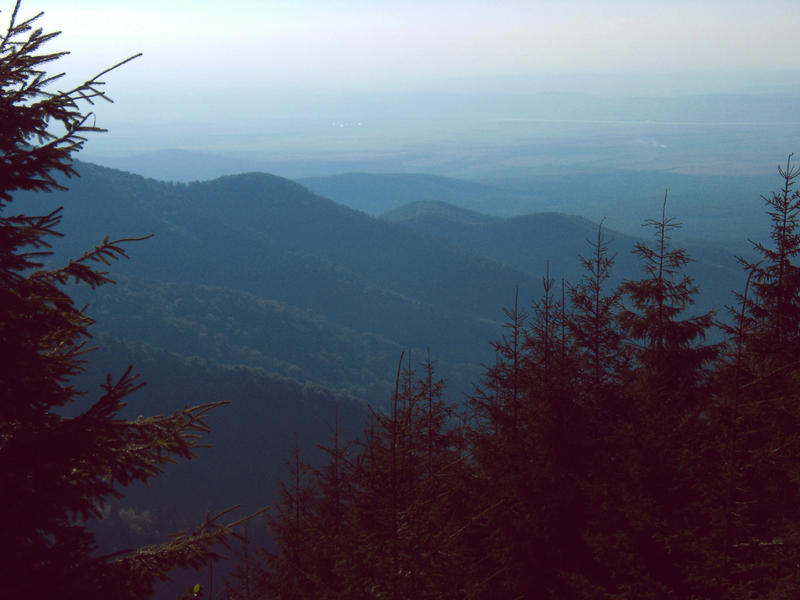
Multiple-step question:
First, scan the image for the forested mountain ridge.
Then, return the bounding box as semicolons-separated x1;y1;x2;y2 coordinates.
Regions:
18;161;747;403
13;156;791;599
25;161;536;324
381;200;742;318
15;161;751;402
80;274;409;399
16;161;537;400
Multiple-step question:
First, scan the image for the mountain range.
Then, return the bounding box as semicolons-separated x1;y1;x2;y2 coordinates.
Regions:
15;160;762;591
20;161;749;401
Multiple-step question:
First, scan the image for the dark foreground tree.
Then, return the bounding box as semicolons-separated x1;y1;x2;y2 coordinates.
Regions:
250;355;471;600
712;155;800;599
0;2;255;598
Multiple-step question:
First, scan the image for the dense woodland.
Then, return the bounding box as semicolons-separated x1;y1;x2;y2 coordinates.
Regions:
18;161;744;405
223;160;800;600
4;1;800;599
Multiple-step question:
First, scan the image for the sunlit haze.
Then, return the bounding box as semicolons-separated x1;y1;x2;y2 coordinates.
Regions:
19;0;800;176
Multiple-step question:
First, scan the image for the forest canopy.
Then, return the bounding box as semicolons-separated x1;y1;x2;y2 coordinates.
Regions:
230;158;800;600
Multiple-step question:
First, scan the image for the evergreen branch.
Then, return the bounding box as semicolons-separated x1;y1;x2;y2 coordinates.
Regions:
39;233;154;288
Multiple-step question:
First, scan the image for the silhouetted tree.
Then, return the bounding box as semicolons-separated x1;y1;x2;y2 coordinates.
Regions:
262;435;320;599
713;155;800;599
257;355;470;600
567;221;626;400
740;154;800;352
0;3;251;597
610;192;717;597
467;272;598;600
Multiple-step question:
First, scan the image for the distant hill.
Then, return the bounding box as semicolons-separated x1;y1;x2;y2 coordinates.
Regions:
301;170;777;247
85;156;779;249
381;202;621;277
378;199;502;227
83;149;266;183
298;172;531;217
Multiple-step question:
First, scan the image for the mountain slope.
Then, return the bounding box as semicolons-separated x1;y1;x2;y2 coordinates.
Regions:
18;163;540;400
380;201;744;317
20;163;748;400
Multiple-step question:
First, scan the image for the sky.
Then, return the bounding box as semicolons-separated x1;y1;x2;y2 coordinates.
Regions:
29;0;800;93
11;0;800;170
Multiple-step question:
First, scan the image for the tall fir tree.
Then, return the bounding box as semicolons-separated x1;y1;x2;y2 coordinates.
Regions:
714;155;800;599
611;192;717;597
0;2;252;597
257;355;469;600
468;273;598;600
567;221;627;401
740;153;800;353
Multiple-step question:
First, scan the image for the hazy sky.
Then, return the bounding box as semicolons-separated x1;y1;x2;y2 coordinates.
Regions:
13;0;800;167
30;0;800;92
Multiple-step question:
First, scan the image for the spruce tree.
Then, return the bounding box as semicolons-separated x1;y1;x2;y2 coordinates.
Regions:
715;155;800;598
262;435;319;599
257;355;470;600
567;221;626;400
612;193;717;597
467;274;597;599
0;2;251;597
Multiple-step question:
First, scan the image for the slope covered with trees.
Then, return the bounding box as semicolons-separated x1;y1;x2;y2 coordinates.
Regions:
18;161;747;407
16;161;545;398
233;157;800;600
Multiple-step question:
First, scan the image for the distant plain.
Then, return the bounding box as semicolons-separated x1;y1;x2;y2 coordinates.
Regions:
82;91;800;250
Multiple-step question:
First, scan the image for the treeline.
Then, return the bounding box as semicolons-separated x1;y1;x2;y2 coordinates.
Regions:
225;158;800;600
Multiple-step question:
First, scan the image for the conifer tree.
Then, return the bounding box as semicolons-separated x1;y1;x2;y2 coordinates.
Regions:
469;287;528;448
262;435;320;599
567;221;626;400
339;354;465;599
741;154;800;352
611;193;717;597
0;2;250;597
714;155;800;598
618;192;716;380
467;274;597;599
257;356;470;600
